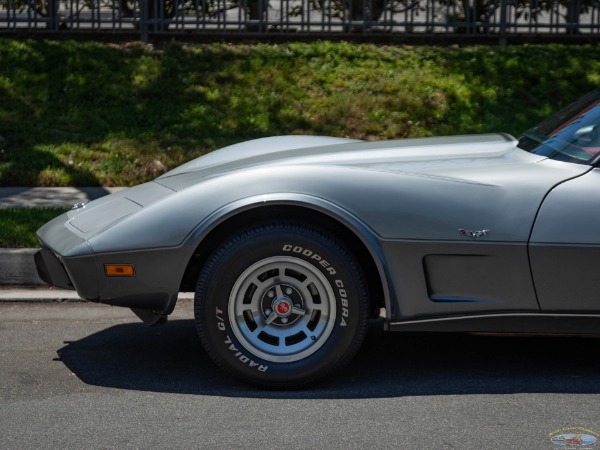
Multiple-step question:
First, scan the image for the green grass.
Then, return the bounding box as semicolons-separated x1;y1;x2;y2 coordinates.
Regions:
0;208;68;247
0;40;599;187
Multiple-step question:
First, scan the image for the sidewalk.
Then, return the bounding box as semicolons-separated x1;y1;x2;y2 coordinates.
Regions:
0;187;126;208
0;286;194;302
0;187;126;296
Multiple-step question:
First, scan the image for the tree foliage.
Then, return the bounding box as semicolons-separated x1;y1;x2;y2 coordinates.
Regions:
438;0;600;34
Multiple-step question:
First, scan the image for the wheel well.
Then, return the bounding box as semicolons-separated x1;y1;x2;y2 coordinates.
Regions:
180;205;385;316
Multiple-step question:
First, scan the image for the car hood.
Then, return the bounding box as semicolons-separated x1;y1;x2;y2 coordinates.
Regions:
157;133;523;189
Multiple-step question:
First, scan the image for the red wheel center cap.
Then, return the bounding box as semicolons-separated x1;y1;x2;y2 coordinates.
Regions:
274;298;293;317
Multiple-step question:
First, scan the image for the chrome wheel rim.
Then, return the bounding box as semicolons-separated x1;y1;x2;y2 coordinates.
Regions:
228;256;337;363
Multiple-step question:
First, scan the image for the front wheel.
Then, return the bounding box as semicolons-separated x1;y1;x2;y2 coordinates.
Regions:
194;223;370;388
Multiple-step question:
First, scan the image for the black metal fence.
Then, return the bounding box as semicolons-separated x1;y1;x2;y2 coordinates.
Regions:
2;0;600;42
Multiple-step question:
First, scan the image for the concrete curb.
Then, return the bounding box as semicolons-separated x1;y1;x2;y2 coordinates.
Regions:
0;187;126;208
0;248;44;286
0;249;77;301
0;287;85;302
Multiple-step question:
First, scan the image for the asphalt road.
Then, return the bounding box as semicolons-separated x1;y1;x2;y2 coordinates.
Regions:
1;300;600;449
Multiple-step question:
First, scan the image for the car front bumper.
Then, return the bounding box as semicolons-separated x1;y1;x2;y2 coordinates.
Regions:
34;247;75;291
35;238;190;320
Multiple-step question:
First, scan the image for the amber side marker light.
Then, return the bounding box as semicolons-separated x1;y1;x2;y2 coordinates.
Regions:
105;264;136;277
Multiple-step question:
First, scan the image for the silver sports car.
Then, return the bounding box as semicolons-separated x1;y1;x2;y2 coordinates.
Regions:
37;89;600;387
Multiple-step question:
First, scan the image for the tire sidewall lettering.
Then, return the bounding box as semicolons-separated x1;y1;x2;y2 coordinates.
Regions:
218;328;268;372
282;243;350;327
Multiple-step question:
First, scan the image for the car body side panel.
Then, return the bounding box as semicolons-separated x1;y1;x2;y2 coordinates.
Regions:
36;137;590;319
530;245;600;312
530;168;600;312
530;168;600;245
382;240;539;320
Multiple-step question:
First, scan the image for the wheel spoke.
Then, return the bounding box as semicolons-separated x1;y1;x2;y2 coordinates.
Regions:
292;305;306;316
306;303;325;313
245;276;271;309
264;311;278;325
275;284;284;299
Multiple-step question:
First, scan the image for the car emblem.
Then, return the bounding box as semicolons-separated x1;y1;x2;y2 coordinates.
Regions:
459;228;490;240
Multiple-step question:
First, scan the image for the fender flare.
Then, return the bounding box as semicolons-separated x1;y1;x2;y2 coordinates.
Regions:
186;193;396;320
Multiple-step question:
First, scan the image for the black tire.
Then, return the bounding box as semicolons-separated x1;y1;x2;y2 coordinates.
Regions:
194;222;370;388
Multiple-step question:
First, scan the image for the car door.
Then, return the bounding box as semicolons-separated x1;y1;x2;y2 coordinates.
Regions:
530;167;600;312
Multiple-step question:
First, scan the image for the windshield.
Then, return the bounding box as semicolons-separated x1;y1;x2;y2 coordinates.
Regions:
518;89;600;165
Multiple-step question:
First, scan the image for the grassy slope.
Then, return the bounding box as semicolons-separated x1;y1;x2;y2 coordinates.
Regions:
0;208;68;247
0;40;598;187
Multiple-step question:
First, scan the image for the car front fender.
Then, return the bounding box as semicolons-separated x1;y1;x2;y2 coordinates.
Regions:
185;192;396;320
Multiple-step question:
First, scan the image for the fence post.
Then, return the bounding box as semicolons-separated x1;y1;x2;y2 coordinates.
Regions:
499;0;507;46
140;0;149;42
49;0;59;31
